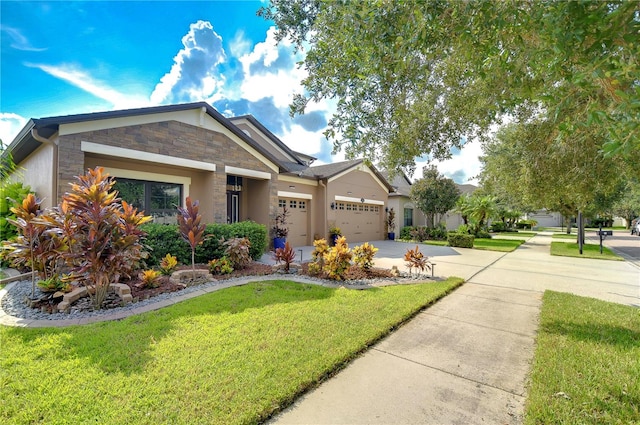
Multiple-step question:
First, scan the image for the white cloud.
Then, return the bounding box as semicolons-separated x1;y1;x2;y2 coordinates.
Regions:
238;27;307;108
0;113;28;145
413;139;484;185
25;63;150;110
1;25;47;51
150;20;227;105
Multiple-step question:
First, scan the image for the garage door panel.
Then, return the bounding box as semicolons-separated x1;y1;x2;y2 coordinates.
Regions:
335;202;382;243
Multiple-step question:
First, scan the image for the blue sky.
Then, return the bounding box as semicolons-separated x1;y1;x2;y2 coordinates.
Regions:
1;0;481;183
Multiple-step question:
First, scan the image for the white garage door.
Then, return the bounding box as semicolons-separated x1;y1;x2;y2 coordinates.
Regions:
280;198;309;247
335;201;382;243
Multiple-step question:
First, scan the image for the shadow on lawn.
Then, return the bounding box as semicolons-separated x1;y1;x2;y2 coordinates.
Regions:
543;320;640;348
7;280;365;375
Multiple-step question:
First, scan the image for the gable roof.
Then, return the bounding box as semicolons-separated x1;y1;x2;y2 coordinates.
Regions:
6;102;285;171
380;171;413;196
299;159;393;192
229;114;310;173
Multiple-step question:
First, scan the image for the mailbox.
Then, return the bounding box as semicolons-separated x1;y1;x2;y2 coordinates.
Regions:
598;230;613;236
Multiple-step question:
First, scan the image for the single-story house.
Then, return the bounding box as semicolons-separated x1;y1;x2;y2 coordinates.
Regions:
5;102;392;247
383;171;477;234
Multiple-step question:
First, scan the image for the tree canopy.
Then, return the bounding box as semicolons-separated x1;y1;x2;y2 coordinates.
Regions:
409;166;460;227
260;0;639;175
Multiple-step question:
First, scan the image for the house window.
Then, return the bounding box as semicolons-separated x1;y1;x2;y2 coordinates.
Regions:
115;178;182;219
404;208;413;227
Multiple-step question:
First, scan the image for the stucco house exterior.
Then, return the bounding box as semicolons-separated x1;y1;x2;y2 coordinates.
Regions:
383;171;478;234
5;102;392;247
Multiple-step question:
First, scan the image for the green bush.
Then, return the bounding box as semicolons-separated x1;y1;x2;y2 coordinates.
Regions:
475;230;492;239
516;219;538;230
490;221;508;232
447;233;475;248
0;181;33;242
400;226;415;240
142;221;267;266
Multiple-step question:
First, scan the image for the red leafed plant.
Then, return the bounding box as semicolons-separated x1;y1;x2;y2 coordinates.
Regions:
176;196;206;275
57;167;151;308
273;241;296;272
404;245;431;277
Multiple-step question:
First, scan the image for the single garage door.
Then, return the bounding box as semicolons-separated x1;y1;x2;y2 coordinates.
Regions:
335;201;382;243
279;198;309;247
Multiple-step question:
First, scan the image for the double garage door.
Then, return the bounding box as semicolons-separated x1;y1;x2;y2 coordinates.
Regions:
334;201;383;243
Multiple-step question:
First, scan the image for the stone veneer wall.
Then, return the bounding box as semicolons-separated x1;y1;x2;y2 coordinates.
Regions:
57;120;276;225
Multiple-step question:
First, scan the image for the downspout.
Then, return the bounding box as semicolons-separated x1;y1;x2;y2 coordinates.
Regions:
31;128;58;205
318;178;327;238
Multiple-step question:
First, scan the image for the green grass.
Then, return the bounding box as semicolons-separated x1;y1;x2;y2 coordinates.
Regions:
0;278;463;425
473;238;524;252
550;242;624;261
552;233;578;240
525;291;640;424
417;239;449;246
495;231;537;237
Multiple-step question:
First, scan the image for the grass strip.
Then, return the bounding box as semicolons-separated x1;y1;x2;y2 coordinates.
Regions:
550;242;624;261
473;238;524;252
525;291;640;424
1;278;463;425
552;233;578;240
495;231;537;237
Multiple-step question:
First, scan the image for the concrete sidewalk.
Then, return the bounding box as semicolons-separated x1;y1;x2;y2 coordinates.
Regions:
269;233;640;424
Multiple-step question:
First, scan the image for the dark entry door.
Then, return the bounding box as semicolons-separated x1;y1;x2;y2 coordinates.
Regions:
227;191;240;223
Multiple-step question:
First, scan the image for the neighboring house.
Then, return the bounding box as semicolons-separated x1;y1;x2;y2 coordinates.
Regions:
382;170;478;233
5;102;392;246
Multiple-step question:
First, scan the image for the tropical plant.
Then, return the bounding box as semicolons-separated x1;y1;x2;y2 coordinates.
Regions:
139;269;162;288
469;195;497;234
208;257;233;275
159;253;178;275
352;242;378;270
0;181;32;242
37;275;71;293
323;235;352;280
454;195;473;226
273;241;297;272
6;194;45;297
308;238;329;275
272;205;289;238
386;208;396;234
404;246;431;276
329;226;341;236
177;196;206;275
222;237;252;270
56;167;151;308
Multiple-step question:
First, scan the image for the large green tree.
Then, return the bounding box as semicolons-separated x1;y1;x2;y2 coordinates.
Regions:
260;0;639;174
409;166;460;228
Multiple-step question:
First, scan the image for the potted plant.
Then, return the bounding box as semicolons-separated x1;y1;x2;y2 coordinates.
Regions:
386;207;396;240
329;226;342;246
272;205;289;250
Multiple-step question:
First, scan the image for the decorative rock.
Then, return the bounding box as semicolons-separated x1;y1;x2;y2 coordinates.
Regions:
170;270;214;286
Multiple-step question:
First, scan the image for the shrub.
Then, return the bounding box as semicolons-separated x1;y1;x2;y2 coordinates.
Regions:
139;269;162;288
0;181;32;242
457;224;471;234
272;205;289;238
410;226;430;242
431;224;448;240
475;230;492;239
208;257;233;275
490;221;508;232
516;219;538;230
159;253;178;275
223;237;252;270
352;242;378;270
404;245;431;276
308;238;329;275
323;236;352;280
273;241;296;272
447;233;475;248
142;221;267;266
400;226;414;240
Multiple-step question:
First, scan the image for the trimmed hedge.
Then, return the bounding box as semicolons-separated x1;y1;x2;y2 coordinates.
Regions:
447;233;475;248
142;221;267;266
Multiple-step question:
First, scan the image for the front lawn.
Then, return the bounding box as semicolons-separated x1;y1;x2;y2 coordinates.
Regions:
550;242;623;261
525;291;640;424
494;231;537;238
552;233;578;240
0;278;463;425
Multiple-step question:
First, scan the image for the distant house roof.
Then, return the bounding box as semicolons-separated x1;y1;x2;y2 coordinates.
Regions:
299;159;394;192
380;171;413;197
457;184;478;195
